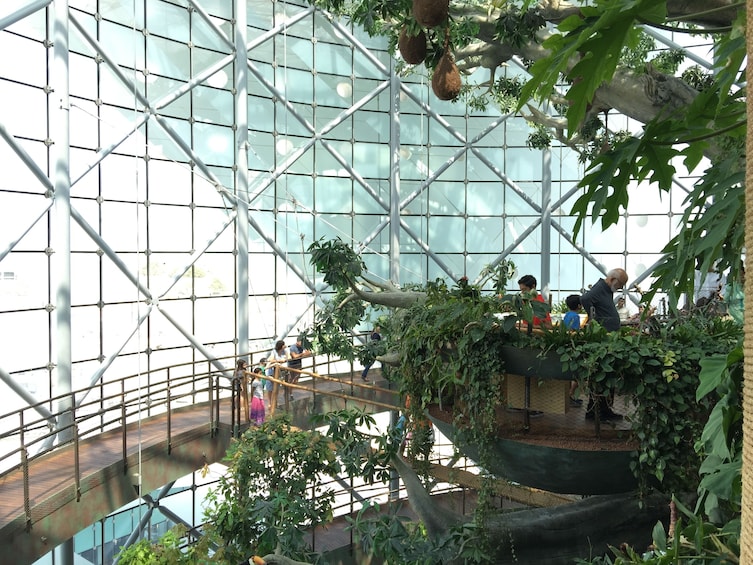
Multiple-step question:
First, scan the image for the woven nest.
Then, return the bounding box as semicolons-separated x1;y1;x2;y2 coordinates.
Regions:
431;52;462;101
412;0;449;28
398;27;427;65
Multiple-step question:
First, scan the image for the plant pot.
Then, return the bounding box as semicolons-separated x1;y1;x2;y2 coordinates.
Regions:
398;27;427;64
431;52;461;101
501;345;572;380
428;414;637;495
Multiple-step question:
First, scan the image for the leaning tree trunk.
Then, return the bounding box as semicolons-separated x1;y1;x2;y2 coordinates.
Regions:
485;492;668;564
392;454;668;563
741;10;753;561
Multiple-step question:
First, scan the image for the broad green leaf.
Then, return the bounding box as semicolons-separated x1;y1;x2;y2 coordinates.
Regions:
697;354;730;400
700;402;731;460
652;520;667;551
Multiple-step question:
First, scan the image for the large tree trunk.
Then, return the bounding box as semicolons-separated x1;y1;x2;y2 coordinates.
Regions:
486;492;668;564
392;453;668;563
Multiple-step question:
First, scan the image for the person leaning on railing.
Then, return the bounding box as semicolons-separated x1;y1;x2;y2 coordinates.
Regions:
268;340;289;402
286;337;311;400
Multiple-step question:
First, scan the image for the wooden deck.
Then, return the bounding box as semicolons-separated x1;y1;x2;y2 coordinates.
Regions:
0;371;400;565
0;367;632;564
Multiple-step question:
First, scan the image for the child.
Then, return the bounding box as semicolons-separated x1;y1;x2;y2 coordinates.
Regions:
563;294;582;330
259;357;273;399
249;367;266;425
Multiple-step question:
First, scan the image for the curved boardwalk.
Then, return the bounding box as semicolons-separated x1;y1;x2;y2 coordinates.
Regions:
0;365;626;564
0;370;399;565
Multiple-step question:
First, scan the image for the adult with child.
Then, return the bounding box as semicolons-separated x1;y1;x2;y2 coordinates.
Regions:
579;267;629;421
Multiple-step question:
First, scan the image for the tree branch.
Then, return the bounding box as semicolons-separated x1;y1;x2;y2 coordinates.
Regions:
350;284;427;309
389;454;464;540
254;555;313;565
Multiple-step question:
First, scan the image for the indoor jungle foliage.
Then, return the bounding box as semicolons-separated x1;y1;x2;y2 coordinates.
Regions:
306;235;743;563
119;0;746;562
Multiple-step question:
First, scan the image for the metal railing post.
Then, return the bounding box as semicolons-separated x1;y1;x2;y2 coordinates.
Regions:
231;374;238;437
210;361;220;437
121;378;127;473
20;410;32;531
166;367;172;454
73;415;81;501
214;374;219;436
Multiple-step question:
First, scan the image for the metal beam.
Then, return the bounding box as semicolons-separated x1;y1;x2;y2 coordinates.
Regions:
112;482;176;564
0;201;52;263
0;366;55;423
389;70;402;285
540;148;552;296
0;0;51;32
0;122;54;192
235;0;250;357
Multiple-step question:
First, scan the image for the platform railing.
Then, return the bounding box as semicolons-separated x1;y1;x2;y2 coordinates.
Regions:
0;345;411;541
0;356;242;478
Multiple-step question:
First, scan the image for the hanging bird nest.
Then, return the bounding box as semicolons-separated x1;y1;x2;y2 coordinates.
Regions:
432;51;462;101
398;27;428;65
412;0;450;29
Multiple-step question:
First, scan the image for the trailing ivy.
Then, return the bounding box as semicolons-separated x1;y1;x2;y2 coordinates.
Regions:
537;313;742;498
305;237;743;561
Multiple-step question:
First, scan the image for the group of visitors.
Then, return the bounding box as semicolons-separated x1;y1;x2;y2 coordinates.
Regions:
518;268;630;421
234;337;311;425
234;325;383;425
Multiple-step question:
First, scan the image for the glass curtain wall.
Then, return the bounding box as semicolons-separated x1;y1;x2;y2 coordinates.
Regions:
0;0;693;412
0;0;705;561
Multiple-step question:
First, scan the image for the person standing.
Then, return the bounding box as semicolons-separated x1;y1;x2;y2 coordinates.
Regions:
269;340;288;403
361;325;382;381
286;337;310;399
517;274;551;328
260;357;273;410
616;297;630;322
724;265;745;324
249;367;266;425
579;268;629;420
234;359;251;424
579;268;628;332
694;266;726;306
563;294;583;406
563;294;582;330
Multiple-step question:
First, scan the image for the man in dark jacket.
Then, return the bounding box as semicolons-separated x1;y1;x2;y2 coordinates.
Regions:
579;268;629;332
579;268;629;420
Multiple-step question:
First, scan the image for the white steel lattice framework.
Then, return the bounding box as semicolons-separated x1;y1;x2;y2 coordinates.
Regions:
0;0;711;562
